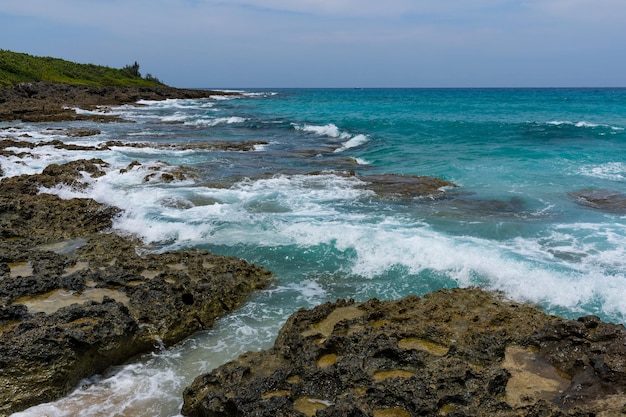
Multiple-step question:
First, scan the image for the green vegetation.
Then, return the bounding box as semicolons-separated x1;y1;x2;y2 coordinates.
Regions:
0;50;167;88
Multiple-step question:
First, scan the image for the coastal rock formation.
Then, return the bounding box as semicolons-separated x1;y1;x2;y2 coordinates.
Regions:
357;173;456;200
0;82;240;122
305;171;457;200
182;288;626;417
0;160;272;416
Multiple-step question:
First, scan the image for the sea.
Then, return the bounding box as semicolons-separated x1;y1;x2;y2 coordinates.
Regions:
3;88;626;416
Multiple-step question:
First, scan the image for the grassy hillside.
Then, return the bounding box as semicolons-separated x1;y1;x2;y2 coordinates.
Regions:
0;50;167;88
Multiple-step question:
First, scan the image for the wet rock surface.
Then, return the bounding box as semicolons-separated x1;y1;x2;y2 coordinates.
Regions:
182;288;626;417
0;136;269;165
0;81;240;122
0;160;272;416
356;173;456;200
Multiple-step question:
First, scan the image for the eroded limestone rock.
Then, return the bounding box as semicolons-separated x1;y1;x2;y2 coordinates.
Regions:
182;288;626;417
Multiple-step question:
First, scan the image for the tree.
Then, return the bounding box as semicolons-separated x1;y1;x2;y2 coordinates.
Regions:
122;61;141;78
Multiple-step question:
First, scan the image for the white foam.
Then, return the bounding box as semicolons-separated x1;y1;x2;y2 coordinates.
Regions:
579;162;626;181
0;138;113;178
187;116;247;126
546;120;623;130
127;130;167;137
334;134;370;153
160;112;189;123
294;123;350;139
39;165;626;322
12;361;186;417
293;123;369;152
271;215;626;321
210;95;237;101
136;98;209;109
242;91;278;97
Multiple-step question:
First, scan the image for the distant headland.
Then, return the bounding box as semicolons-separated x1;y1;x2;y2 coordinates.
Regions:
0;50;238;122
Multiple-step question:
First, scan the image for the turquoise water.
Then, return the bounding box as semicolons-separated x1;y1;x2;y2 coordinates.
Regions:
5;88;626;416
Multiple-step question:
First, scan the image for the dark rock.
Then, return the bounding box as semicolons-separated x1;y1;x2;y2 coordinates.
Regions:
302;171;457;200
0;82;241;122
357;173;456;199
65;127;101;137
182;288;626;417
569;189;626;213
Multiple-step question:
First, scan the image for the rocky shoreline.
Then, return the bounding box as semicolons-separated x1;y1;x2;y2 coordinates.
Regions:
0;81;240;123
182;288;626;417
2;83;626;417
0;83;270;416
0;157;272;416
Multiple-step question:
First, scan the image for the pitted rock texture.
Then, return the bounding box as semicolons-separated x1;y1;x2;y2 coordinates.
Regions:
182;288;626;417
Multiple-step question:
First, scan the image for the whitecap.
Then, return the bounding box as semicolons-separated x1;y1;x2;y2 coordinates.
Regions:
294;123;350;139
334;134;370;153
546;120;623;130
187;116;247;126
579;162;626;181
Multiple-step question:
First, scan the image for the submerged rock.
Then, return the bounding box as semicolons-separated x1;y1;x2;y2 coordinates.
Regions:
181;288;626;417
0;160;273;416
357;173;456;200
306;171;457;200
570;189;626;213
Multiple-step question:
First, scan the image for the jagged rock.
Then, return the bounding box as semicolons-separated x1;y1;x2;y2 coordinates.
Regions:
0;160;273;416
182;288;626;417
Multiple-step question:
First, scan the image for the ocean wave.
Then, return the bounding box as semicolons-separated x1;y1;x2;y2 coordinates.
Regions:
579;162;626;181
293;123;370;152
186;116;247;126
334;134;370;153
242;91;278;98
294;123;351;139
137;98;213;109
546;120;624;131
160;112;189;123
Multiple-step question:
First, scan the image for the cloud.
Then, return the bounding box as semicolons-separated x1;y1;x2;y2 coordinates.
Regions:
1;0;624;87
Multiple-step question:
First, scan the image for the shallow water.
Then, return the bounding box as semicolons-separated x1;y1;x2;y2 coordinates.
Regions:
3;88;626;416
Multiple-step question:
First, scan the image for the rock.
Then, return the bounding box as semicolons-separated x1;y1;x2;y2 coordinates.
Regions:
0;160;273;416
570;189;626;213
181;288;626;417
65;127;102;137
303;171;457;200
357;173;456;200
0;82;241;122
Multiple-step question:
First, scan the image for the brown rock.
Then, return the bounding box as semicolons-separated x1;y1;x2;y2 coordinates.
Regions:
182;288;626;417
0;82;241;122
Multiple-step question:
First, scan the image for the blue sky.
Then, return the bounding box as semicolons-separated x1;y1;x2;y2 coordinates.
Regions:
1;0;625;88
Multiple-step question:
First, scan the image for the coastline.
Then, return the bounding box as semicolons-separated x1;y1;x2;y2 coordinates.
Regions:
0;81;240;123
2;84;626;416
0;83;266;416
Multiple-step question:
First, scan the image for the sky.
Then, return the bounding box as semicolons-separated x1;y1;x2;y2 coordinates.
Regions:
1;0;625;88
